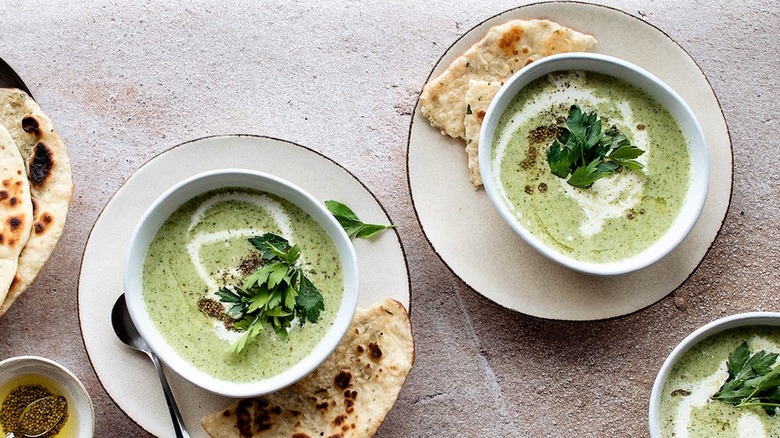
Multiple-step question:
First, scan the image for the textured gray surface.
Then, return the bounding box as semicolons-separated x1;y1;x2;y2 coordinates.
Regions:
0;0;777;437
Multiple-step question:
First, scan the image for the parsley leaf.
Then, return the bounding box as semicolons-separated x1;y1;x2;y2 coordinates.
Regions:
546;105;645;188
296;274;325;323
325;200;395;239
215;233;325;353
712;341;780;415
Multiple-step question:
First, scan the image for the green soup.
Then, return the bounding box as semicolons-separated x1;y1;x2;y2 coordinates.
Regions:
491;70;690;263
141;188;343;383
659;326;780;437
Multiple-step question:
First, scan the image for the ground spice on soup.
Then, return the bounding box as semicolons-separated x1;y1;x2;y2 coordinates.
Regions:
198;297;237;331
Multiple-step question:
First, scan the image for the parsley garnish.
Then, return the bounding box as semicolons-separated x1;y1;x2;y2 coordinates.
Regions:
325;200;395;239
546;104;645;188
711;341;780;415
215;233;324;353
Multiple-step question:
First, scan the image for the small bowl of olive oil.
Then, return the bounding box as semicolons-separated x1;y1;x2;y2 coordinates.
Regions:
0;356;93;438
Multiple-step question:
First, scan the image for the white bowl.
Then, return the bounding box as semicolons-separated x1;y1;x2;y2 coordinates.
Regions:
0;356;94;437
649;312;780;437
479;53;709;276
124;168;359;397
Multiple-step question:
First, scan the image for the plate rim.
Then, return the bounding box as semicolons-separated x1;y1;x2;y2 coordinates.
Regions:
0;56;33;97
405;0;734;321
77;133;412;435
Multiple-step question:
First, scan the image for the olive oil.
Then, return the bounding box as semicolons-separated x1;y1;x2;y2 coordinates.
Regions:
0;373;78;438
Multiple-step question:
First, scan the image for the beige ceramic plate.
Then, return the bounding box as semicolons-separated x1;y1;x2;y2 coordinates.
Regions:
407;2;732;320
79;136;410;437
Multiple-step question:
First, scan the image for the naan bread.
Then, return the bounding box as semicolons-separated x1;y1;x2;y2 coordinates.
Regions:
0;88;73;317
419;19;597;140
464;79;502;187
0;124;33;304
202;298;415;438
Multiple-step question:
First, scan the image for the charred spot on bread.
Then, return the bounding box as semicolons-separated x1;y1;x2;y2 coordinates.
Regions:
0;176;28;209
498;25;524;56
334;371;352;389
26;212;51;236
22;116;41;135
235;399;275;436
29;142;54;187
368;342;383;361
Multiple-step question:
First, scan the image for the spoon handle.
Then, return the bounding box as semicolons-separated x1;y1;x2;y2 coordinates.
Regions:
149;352;190;438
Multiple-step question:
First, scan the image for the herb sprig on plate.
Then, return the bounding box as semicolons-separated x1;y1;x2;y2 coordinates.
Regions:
712;341;780;415
216;233;324;353
325;200;394;239
546;104;645;188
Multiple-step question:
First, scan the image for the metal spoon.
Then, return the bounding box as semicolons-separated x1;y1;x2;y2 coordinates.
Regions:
111;294;190;438
18;395;67;437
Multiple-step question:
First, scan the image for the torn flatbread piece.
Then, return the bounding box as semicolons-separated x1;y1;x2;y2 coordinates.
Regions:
0;88;73;317
0;125;33;304
464;79;502;187
419;19;596;140
201;298;415;438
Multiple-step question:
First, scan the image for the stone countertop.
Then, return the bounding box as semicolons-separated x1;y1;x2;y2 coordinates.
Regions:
0;0;778;436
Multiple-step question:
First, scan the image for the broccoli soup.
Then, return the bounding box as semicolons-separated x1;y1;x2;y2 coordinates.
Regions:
141;188;343;383
490;70;690;263
659;325;780;438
